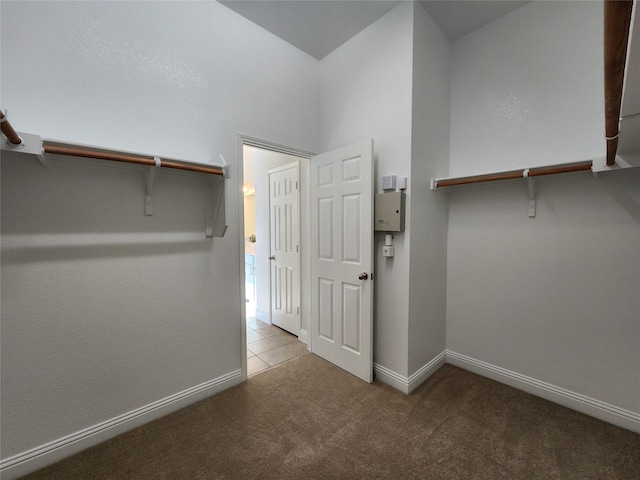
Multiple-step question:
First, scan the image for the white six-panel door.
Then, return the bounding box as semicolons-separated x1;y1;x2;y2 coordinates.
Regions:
310;140;373;383
268;162;301;336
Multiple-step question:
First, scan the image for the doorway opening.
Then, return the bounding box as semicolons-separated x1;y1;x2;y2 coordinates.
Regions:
239;136;375;383
240;139;312;377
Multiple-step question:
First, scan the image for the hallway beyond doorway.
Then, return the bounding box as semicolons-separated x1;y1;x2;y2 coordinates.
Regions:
246;317;307;376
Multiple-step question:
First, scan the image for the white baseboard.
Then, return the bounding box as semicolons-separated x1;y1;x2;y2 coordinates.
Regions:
373;363;410;393
374;351;447;394
298;328;309;345
409;351;447;392
255;308;270;323
5;353;637;479
0;370;243;480
374;350;640;433
446;350;640;434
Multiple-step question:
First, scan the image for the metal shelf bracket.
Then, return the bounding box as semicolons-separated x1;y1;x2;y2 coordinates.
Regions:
524;170;536;218
144;157;161;216
206;174;228;238
204;154;229;238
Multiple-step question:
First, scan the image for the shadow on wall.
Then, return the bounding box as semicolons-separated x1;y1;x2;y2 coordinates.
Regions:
0;153;212;236
604;170;640;225
1;238;212;265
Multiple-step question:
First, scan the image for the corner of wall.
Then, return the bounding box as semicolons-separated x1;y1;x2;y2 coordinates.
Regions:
446;350;640;434
406;0;451;374
375;350;447;394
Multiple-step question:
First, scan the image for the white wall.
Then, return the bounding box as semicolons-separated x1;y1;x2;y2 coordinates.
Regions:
447;0;640;418
319;1;414;376
407;3;451;376
0;0;318;474
4;3;635;478
447;171;640;414
243;195;256;240
449;1;604;176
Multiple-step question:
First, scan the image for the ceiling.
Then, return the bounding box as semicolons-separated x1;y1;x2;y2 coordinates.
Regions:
219;0;531;60
421;1;530;42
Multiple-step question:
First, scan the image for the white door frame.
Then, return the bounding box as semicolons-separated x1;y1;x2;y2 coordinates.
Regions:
237;134;314;380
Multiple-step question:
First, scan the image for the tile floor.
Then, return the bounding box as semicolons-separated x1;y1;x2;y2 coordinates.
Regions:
246;317;308;376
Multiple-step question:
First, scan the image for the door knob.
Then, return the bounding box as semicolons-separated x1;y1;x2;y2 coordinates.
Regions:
358;272;368;280
269;256;275;260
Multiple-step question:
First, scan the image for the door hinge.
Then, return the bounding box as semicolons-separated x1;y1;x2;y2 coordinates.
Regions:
295;181;298;190
296;245;299;253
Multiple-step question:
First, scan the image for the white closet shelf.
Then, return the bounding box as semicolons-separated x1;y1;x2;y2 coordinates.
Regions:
1;123;229;238
430;160;593;189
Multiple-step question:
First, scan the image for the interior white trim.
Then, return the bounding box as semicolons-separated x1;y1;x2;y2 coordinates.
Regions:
0;370;243;480
237;134;316;374
408;352;448;392
446;350;640;433
375;350;639;433
374;351;447;394
299;328;309;345
254;309;270;324
6;350;638;479
373;362;410;393
239;134;315;159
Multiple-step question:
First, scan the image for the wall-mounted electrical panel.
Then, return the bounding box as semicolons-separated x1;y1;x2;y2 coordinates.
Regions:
375;192;405;232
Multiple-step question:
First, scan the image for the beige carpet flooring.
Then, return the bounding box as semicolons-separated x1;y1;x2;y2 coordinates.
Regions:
20;353;640;479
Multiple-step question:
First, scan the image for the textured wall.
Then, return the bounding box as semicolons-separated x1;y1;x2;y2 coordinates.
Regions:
1;0;318;464
407;2;451;376
319;1;414;376
447;1;640;414
449;0;604;176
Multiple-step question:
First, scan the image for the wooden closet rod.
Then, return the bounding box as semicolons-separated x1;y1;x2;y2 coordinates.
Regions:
43;144;224;176
435;170;524;188
604;0;634;166
0;111;23;145
527;161;593;177
2;110;225;176
433;161;593;188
